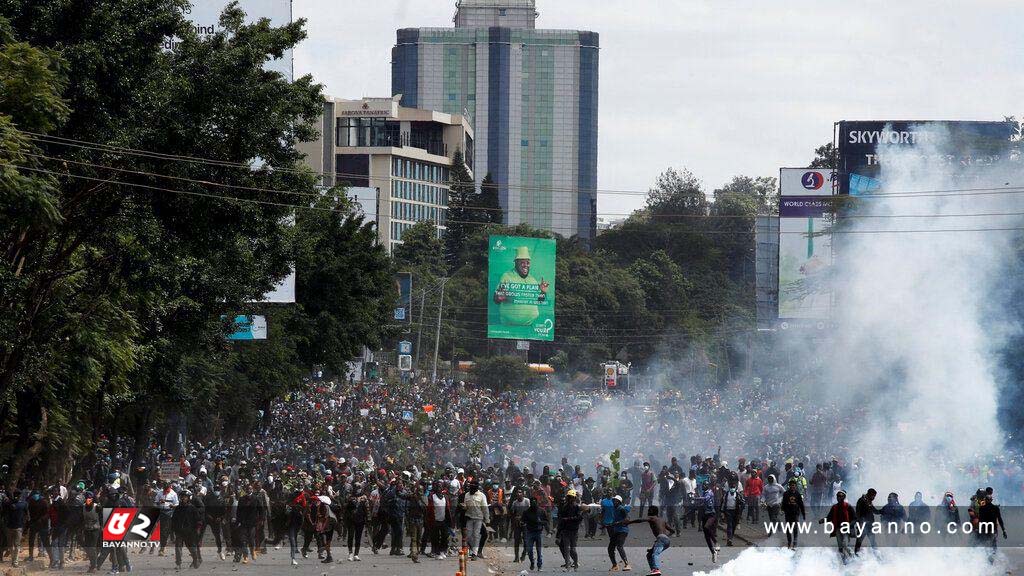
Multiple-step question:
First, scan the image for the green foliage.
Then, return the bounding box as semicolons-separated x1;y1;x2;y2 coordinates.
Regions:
609;448;621;490
293;194;397;374
472;355;531;391
0;3;396;481
443;149;477;269
646;167;708;218
478;173;503;224
810;141;838;169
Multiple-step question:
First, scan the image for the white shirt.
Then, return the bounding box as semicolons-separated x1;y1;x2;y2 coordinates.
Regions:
681;477;696;497
157;490;179;510
431;494;447;521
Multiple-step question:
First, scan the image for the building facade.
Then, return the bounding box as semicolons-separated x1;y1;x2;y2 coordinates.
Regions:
392;0;598;242
298;96;474;253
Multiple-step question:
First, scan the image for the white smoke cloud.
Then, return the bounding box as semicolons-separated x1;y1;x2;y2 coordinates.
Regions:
812;125;1024;500
695;547;1006;576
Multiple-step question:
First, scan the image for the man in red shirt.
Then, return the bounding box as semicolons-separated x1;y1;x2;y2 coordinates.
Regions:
744;469;763;524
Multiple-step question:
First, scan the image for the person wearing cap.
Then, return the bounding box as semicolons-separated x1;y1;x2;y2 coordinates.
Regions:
556;489;583;570
820;490;856;563
493;245;550;327
607;495;632;571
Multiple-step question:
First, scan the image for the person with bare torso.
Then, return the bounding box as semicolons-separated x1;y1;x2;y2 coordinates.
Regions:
614;506;675;576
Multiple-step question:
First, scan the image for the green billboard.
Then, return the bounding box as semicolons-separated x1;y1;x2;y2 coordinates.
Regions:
487;235;556;341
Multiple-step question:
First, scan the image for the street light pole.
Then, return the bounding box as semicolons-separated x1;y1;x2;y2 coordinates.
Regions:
432;277;449;383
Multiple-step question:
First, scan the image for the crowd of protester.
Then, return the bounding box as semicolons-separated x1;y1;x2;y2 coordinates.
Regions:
0;373;1018;571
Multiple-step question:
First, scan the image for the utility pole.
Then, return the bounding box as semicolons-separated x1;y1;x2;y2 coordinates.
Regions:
415;288;426;370
432;277;449;383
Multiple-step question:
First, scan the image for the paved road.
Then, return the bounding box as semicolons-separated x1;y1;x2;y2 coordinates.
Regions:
21;522;1024;575
18;522;756;576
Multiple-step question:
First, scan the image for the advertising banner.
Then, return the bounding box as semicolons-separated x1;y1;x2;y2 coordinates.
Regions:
487;236;556;341
226;315;268;340
394;273;413;323
836;121;1016;195
777;169;835;321
171;0;293;81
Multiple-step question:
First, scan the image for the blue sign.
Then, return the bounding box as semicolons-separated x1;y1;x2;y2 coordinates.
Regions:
398;340;413;354
402;410;414;421
226;315;267;340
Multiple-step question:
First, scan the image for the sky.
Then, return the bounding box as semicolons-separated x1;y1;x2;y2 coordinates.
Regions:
291;0;1024;218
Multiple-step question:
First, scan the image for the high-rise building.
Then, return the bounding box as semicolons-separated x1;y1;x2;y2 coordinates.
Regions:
392;0;598;242
298;96;474;253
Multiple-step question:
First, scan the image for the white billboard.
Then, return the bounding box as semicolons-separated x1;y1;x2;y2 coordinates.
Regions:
172;0;293;81
777;169;835;321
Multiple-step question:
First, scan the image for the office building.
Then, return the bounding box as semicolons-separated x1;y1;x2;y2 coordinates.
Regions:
298;96;474;253
392;0;598;242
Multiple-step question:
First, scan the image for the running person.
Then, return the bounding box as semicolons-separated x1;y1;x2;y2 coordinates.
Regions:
615;506;675;576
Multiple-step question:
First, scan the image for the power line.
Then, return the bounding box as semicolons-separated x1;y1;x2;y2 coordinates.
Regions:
16;158;1024;233
5;163;349;215
20;129;1024;202
24;149;1024;222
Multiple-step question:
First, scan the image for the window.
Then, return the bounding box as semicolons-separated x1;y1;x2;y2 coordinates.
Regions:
499;8;507;15
522;139;529;147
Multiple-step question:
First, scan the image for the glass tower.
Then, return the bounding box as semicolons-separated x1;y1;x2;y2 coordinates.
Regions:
392;0;598;242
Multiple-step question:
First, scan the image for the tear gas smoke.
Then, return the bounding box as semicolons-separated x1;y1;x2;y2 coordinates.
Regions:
695;546;1005;576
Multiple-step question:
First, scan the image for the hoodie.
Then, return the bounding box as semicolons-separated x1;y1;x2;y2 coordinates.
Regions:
762;475;784;507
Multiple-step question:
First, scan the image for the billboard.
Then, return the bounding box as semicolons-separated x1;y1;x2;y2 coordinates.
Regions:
777;169;834;321
170;0;293;81
487;236;556;341
836;121;1016;195
394;273;412;323
226;315;268;340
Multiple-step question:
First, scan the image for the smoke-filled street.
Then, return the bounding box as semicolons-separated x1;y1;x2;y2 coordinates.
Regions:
2;2;1023;576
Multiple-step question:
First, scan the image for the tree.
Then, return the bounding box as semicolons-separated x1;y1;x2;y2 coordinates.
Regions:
472;355;530;391
393;220;448;280
645;167;708;219
478;173;503;225
810;142;838;169
444;149;476;268
293;195;397;375
0;0;332;478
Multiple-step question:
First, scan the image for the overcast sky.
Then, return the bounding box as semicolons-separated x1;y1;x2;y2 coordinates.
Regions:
292;0;1024;217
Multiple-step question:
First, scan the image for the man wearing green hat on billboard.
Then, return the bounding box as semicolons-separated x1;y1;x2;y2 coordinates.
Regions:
488;235;556;340
493;245;549;326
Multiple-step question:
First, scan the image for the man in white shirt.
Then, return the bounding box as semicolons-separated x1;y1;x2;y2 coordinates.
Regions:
155;483;179;556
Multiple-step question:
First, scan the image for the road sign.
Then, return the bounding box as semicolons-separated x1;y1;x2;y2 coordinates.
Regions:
398;340;413;354
398;355;413;372
604;364;617;388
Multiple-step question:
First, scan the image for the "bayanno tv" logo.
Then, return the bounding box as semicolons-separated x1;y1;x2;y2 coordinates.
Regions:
101;508;161;548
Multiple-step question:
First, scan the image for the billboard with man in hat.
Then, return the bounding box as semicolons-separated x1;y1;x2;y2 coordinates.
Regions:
487;235;556;341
